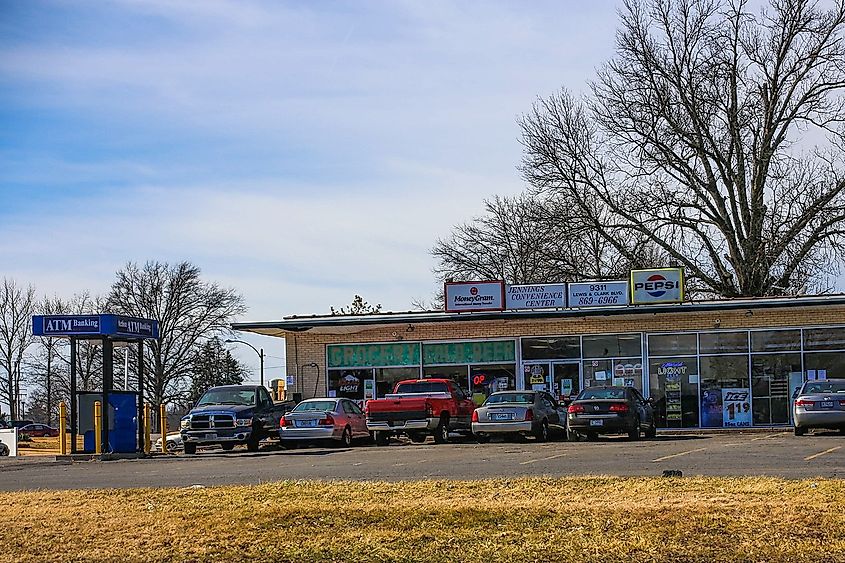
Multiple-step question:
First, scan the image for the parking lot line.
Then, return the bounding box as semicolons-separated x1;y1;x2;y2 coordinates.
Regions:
519;453;567;465
651;448;707;462
751;433;783;441
804;446;842;462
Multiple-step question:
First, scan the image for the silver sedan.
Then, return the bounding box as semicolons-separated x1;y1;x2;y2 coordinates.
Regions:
794;379;845;435
279;398;369;447
472;390;567;442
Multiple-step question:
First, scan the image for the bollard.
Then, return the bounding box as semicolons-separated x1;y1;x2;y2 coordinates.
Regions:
159;403;167;454
59;402;67;456
144;403;151;455
94;401;102;455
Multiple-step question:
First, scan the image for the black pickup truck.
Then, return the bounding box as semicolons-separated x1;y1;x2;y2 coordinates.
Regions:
180;385;293;454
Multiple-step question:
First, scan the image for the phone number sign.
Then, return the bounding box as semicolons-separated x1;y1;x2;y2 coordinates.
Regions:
567;281;629;307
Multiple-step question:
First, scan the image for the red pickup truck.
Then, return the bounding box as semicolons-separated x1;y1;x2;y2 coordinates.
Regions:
365;379;476;445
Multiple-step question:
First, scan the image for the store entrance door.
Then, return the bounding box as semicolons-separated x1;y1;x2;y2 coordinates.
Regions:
553;362;581;402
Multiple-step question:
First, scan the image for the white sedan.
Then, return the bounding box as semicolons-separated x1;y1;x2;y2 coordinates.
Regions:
154;432;184;453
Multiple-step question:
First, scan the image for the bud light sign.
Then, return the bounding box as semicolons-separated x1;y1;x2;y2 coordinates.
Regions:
630;268;685;304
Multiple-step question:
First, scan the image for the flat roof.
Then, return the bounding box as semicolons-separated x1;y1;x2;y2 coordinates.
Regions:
232;293;845;337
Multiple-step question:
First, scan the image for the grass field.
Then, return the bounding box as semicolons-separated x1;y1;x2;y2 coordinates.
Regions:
2;477;843;562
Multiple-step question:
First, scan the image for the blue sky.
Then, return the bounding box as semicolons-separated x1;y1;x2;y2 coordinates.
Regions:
0;1;619;382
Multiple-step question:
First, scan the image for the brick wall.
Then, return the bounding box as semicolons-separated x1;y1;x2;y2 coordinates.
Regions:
282;304;845;398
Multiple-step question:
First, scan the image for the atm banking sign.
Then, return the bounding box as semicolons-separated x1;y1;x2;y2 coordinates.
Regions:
630;268;685;304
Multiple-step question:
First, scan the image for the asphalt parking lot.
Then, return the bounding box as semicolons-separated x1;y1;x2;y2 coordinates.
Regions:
1;431;843;491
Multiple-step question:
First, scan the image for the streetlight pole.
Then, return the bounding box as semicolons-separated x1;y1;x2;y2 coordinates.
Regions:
224;339;265;388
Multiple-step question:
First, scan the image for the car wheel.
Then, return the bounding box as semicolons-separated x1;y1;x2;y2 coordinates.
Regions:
794;425;806;436
184;442;197;455
645;421;657;439
475;434;490;444
375;431;390;447
408;432;427;444
221;443;235;451
534;420;549;442
339;426;353;447
586;431;598;442
165;440;177;453
433;415;450;444
628;417;641;441
566;429;580;442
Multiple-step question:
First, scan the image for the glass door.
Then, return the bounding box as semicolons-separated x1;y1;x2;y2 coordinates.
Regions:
553;362;581;401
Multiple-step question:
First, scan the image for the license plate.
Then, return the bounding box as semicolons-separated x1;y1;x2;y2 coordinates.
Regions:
204;433;217;439
820;401;835;409
296;420;317;428
589;419;604;427
491;413;514;421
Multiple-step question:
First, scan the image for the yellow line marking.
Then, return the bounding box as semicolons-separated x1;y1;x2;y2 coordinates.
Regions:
804;446;842;461
519;453;567;465
751;433;783;441
651;448;706;462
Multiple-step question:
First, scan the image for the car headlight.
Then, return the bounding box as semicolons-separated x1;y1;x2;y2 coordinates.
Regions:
236;418;252;427
180;418;190;430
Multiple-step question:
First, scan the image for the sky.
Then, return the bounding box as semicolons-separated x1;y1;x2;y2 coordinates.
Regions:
0;1;621;384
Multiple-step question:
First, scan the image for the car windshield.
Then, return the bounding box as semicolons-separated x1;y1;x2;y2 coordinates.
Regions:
394;382;449;394
293;400;337;412
484;393;534;405
802;381;845;394
578;388;627;400
197;389;255;406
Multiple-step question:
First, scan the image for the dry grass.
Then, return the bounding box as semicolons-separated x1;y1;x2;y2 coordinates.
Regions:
1;477;843;562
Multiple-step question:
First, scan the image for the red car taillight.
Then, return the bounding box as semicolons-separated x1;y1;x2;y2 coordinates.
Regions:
795;399;814;407
471;410;479;423
524;408;534;421
568;404;585;414
318;414;335;426
609;403;629;413
280;416;294;427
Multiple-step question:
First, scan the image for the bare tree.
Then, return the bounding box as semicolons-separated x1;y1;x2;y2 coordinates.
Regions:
330;295;382;315
0;278;37;419
520;0;845;297
432;193;664;286
106;261;246;406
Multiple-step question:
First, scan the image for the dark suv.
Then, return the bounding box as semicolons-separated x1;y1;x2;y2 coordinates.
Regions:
567;386;656;440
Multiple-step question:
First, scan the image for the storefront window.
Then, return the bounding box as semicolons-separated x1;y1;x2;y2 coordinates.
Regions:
648;357;699;428
327;369;371;401
648;333;698;356
521;336;580;360
699;355;750;428
375;367;421;398
582;333;641;358
553;363;580;401
699;331;749;354
582;358;643;393
751;330;801;353
751;354;800;425
423;365;469;388
803;352;845;379
523;363;551;391
469;364;516;404
803;328;845;351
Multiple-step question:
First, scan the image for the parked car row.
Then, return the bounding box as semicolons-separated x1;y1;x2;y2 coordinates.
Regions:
172;377;845;455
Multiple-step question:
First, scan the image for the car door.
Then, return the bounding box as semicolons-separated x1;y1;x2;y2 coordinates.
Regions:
255;387;275;429
629;389;649;425
539;393;562;429
343;400;368;437
453;386;476;429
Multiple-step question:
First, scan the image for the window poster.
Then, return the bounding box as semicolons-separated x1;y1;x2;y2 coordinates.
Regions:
721;388;752;427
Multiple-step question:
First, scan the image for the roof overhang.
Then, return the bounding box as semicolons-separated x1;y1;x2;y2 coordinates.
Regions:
232;294;845;338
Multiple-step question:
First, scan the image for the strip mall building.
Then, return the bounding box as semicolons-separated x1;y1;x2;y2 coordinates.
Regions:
233;270;845;430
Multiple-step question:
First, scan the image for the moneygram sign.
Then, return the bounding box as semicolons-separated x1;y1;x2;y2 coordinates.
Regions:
630;268;685;304
444;281;505;312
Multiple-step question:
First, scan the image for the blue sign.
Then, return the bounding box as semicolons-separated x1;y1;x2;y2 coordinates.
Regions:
33;314;159;339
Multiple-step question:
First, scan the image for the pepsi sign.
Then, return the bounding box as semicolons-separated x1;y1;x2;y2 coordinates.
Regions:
630;268;685;304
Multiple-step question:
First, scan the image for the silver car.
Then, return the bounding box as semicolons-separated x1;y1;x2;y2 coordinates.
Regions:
794;379;845;435
472;390;567;442
279;398;369;447
154;432;184;453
